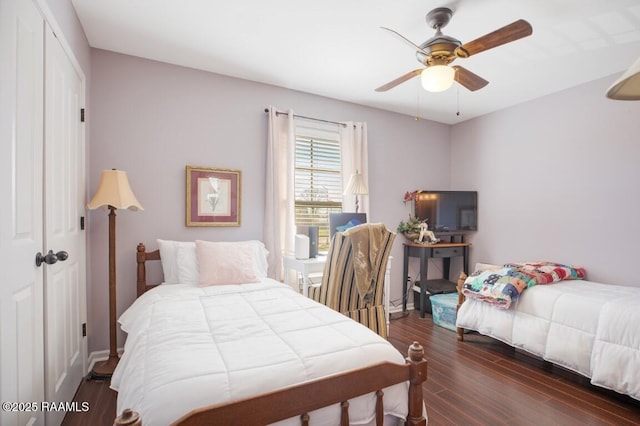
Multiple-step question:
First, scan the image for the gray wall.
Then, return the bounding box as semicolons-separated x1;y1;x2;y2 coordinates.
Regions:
88;49;450;353
451;75;640;286
88;49;640;355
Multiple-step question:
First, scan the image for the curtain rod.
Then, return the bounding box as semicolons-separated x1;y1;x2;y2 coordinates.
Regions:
264;108;347;127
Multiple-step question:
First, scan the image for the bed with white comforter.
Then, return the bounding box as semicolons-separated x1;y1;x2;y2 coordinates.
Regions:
456;279;640;400
111;279;411;425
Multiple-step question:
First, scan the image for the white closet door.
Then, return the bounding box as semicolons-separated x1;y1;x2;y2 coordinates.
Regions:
0;0;45;424
43;25;86;426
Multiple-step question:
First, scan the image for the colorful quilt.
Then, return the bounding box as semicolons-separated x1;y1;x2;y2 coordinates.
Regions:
461;261;586;309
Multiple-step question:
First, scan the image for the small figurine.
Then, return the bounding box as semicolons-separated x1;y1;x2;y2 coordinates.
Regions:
418;220;439;244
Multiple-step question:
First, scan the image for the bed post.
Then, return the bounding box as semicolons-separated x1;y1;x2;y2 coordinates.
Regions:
456;272;467;341
113;408;141;426
406;342;427;426
136;243;147;297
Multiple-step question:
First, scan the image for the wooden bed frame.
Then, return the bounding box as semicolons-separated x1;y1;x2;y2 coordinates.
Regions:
456;271;468;341
115;243;428;426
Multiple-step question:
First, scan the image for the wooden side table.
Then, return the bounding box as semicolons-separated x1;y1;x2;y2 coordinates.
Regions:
401;242;470;317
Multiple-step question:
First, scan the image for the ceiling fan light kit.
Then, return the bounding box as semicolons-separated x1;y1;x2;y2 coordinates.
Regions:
421;65;455;92
377;7;532;95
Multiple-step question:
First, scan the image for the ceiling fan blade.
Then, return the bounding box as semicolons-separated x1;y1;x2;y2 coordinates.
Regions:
455;19;532;58
380;27;429;55
375;69;423;92
453;66;489;91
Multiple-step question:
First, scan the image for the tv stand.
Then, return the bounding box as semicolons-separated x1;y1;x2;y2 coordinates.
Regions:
401;241;470;317
434;231;470;244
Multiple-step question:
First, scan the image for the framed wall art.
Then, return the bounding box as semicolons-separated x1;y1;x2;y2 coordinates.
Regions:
186;166;241;226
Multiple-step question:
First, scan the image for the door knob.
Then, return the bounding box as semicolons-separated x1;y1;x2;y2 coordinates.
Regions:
56;250;69;261
35;250;69;267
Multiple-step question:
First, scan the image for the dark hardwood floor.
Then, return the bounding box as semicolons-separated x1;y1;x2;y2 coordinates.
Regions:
63;310;640;425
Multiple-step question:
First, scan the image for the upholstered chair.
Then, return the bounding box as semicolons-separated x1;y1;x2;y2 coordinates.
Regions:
309;223;395;339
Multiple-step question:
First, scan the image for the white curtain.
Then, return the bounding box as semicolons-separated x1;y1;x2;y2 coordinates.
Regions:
264;106;296;280
265;112;369;281
340;121;369;215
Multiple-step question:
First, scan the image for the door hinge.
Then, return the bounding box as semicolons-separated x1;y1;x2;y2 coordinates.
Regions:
82;323;87;337
80;108;85;122
80;216;85;230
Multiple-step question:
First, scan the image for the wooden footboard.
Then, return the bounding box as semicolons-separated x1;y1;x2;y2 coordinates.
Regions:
114;341;427;426
456;271;468;341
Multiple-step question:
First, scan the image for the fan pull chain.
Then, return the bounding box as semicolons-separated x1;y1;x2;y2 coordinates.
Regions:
415;77;421;120
456;85;460;116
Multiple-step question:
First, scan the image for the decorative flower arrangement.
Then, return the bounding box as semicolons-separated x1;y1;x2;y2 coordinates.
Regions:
403;190;418;205
397;191;422;238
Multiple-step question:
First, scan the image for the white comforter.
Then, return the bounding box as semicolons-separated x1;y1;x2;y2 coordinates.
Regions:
111;279;409;425
456;280;640;400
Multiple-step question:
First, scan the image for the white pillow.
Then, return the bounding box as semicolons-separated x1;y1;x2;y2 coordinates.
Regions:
474;262;502;272
176;243;199;286
157;239;269;285
156;239;195;284
244;240;269;277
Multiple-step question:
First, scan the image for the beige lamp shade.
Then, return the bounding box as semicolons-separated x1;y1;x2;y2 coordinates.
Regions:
88;169;144;211
344;172;369;196
606;57;640;100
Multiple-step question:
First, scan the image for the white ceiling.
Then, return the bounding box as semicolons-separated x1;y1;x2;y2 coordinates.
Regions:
72;0;640;124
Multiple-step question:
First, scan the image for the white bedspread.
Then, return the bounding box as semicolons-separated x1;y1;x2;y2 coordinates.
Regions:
111;279;409;425
456;280;640;400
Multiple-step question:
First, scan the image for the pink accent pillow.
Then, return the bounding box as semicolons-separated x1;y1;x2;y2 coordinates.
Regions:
196;240;260;286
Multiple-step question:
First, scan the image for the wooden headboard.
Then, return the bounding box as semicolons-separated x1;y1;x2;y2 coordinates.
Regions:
136;243;161;297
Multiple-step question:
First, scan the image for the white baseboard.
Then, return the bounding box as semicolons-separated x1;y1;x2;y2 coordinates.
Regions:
87;347;125;373
389;302;416;313
389;304;407;313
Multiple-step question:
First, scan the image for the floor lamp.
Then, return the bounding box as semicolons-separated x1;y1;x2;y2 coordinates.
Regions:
88;169;143;380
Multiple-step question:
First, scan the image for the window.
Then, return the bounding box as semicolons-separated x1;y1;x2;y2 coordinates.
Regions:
294;130;342;251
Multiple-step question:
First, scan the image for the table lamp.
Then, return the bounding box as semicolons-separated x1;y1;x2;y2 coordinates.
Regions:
344;171;368;213
344;170;369;213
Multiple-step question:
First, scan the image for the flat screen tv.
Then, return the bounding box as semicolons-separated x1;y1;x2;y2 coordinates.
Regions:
414;190;477;232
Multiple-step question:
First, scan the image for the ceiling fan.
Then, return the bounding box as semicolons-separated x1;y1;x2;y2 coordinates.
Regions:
376;7;532;93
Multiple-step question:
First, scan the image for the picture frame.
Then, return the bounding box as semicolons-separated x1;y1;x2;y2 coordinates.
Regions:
186;166;241;227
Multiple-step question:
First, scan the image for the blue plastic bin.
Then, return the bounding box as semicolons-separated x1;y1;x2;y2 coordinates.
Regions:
430;292;459;332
